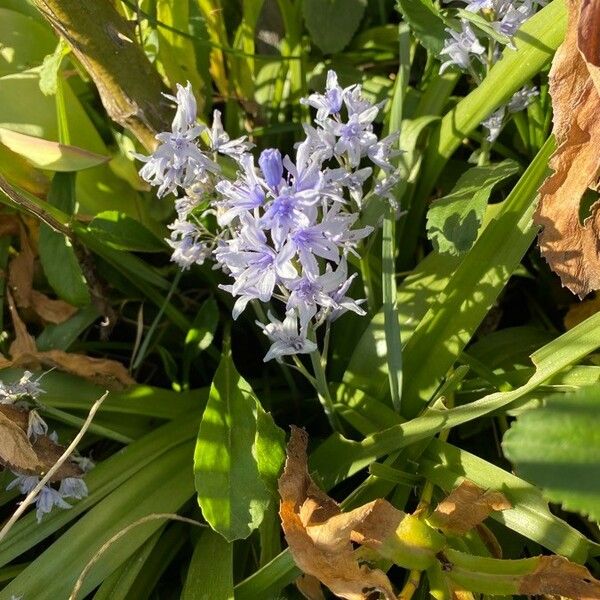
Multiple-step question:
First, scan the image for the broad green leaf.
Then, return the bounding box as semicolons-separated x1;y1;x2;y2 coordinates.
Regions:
194;344;284;541
87;211;166;253
302;0;367;54
396;0;447;54
182;529;234;600
38;173;90;306
0;128;109;171
426;160;520;255
0;8;55;77
503;386;600;523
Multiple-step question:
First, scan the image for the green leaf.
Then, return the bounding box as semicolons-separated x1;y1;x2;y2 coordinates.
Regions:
194;344;285;541
38;173;90;307
184;296;219;356
182;529;234;600
503;386;600;523
36;304;99;351
87;211;166;253
396;0;447;54
313;308;600;489
302;0;367;54
426;160;520;255
402;139;553;415
0;127;109;171
0;8;56;77
39;39;70;96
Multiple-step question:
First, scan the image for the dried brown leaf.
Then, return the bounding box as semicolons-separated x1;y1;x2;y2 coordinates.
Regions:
279;427;397;600
0;405;83;481
3;289;132;390
564;292;600;328
8;224;35;309
534;0;600;296
6;289;38;361
429;480;511;535
6;220;77;323
0;410;40;473
30;290;77;324
296;574;326;600
0;214;20;238
579;0;600;93
519;555;600;599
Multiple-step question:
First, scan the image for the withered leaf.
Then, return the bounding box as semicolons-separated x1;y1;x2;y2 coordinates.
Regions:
30;290;77;325
429;480;511;535
0;404;83;481
296;574;326;600
8;223;35;309
279;427;397;600
3;289;133;390
0;409;40;473
534;0;600;296
519;555;600;599
564;292;600;328
7;221;77;324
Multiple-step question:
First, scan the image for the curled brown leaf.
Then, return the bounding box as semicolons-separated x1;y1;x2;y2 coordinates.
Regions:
3;287;133;390
534;0;600;296
0;405;82;481
519;555;600;599
279;427;397;600
429;480;511;535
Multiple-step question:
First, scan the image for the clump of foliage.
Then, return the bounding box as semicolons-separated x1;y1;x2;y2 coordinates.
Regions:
0;0;599;599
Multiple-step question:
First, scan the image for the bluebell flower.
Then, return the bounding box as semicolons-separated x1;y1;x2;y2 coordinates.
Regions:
0;371;44;404
439;22;486;74
59;477;88;500
465;0;494;11
482;107;506;142
139;73;391;361
167;218;210;269
258;313;318;362
286;261;352;334
301;70;345;120
208;110;252;158
259;148;284;189
35;485;71;522
27;409;48;440
216;154;266;226
6;473;80;523
136;83;219;198
507;85;539;112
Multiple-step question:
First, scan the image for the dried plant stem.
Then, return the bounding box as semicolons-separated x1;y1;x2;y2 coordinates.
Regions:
0;390;109;545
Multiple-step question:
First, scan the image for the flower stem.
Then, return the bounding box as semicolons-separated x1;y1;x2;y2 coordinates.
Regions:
309;348;344;433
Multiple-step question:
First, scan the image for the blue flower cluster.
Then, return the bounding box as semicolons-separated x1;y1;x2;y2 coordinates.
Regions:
1;372;92;523
138;73;400;362
440;0;543;142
